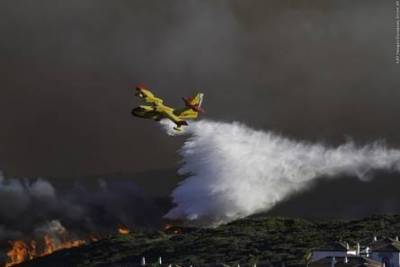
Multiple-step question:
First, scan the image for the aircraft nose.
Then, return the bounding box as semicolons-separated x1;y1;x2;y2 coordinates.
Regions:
131;107;144;117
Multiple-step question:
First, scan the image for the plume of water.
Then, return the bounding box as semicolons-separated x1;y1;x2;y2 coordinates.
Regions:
163;120;400;226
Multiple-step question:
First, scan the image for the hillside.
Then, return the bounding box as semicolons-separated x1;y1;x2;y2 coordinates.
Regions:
15;214;400;267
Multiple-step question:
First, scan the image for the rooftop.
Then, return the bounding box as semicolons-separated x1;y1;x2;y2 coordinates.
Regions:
370;237;400;252
310;256;381;267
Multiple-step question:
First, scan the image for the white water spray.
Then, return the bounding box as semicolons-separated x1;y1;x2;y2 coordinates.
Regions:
162;120;400;226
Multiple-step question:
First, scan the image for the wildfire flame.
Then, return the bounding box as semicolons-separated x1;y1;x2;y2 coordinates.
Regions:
163;224;182;234
89;235;99;242
5;241;28;267
4;235;86;267
4;225;127;266
117;226;130;235
163;224;173;230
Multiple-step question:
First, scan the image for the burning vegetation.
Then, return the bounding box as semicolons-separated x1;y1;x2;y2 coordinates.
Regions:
2;221;136;267
2;220;94;267
2;222;186;267
163;224;183;235
117;225;130;235
4;235;86;267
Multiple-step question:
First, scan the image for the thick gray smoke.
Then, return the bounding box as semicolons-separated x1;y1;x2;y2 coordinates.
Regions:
0;172;164;242
0;173;169;263
163;120;400;226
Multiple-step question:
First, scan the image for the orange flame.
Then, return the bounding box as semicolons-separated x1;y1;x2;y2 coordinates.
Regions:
89;235;99;242
4;236;86;267
163;224;173;230
117;226;130;235
5;240;28;267
29;240;37;260
43;235;55;255
163;224;182;234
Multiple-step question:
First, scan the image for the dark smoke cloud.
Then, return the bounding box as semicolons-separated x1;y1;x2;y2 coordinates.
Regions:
0;172;173;263
0;0;397;179
267;171;400;220
0;0;398;237
0;173;167;244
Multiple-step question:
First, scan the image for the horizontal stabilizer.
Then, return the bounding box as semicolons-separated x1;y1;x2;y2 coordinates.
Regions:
182;93;205;113
136;83;149;90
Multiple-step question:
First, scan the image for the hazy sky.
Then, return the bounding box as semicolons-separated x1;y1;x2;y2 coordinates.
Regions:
0;0;398;200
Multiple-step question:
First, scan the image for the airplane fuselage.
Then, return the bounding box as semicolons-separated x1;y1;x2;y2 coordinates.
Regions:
132;85;203;130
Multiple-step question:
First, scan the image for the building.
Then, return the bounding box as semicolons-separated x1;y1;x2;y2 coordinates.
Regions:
312;242;357;262
369;237;400;267
310;256;381;267
311;236;400;267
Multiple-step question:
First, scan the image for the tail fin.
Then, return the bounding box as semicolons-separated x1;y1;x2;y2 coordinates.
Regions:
182;93;205;113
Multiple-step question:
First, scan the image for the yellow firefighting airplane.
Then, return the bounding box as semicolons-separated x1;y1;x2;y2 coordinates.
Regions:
131;84;204;131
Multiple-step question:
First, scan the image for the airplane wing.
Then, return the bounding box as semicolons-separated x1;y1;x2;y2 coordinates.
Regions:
162;109;188;127
135;84;163;105
131;105;162;121
132;84;194;130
